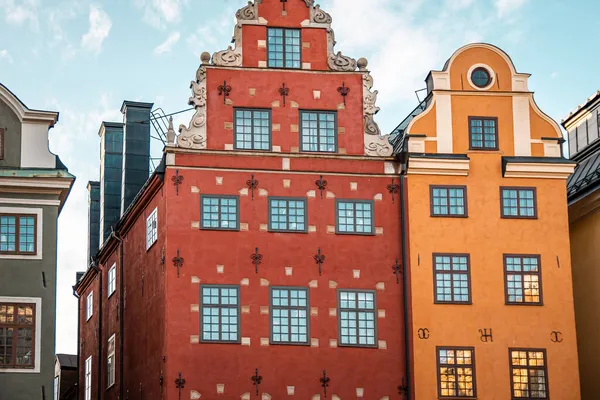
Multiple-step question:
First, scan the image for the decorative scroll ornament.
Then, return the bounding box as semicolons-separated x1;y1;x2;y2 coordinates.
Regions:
328;51;357;72
178;57;208;149
236;1;258;21
303;0;315;6
212;46;242;67
362;64;392;156
312;5;332;24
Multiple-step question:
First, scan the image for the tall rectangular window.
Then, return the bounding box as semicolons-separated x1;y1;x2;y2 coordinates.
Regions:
53;376;59;400
267;28;301;68
300;111;337;153
437;347;476;398
0;214;36;255
510;349;548;399
0;128;4;160
433;254;471;304
200;285;240;343
469;117;498;150
108;264;116;297
504;255;542;305
430;186;467;217
86;292;93;321
0;303;35;368
234;109;271;150
270;287;309;344
268;197;307;233
501;187;537;218
84;356;92;400
107;334;115;388
200;196;239;230
338;290;377;347
146;208;158;250
336;200;374;235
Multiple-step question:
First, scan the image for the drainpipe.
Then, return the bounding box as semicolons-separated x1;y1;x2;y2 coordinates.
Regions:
111;230;125;399
72;287;81;400
90;262;102;400
400;174;412;399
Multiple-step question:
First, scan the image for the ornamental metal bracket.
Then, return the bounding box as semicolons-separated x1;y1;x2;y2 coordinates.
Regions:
247;174;259;200
320;370;331;398
314;248;326;275
161;247;165;273
175;372;186;400
172;249;184;278
392;258;402;284
251;368;263;396
278;83;290;106
551;331;563;343
398;378;409;399
417;328;430;340
171;169;184;195
387;178;400;203
479;328;493;343
159;371;164;394
337;82;350;106
251;248;263;274
315;175;327;199
280;0;287;11
217;80;232;104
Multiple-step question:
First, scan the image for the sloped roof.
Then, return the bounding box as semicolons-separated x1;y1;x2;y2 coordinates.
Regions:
56;354;77;369
567;146;600;203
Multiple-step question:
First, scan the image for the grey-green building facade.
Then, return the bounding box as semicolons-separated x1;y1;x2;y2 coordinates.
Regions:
0;83;74;399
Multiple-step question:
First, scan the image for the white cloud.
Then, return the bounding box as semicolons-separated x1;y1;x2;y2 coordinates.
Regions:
186;6;235;55
154;32;181;55
81;5;112;54
495;0;527;18
0;49;14;64
135;0;188;29
0;0;39;29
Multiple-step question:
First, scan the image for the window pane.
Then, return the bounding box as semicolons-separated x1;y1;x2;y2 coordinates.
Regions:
438;348;476;398
269;198;306;232
235;109;271;150
268;28;300;69
271;287;309;344
435;255;471;303
300;111;337;153
470;118;497;149
201;197;239;230
337;201;373;234
339;291;376;347
201;286;240;342
505;256;542;304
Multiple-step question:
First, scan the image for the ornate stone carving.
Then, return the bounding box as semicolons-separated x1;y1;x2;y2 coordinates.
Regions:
212;46;242;67
365;136;393;157
178;65;207;149
312;5;332;24
236;1;258;21
303;0;315;7
362;70;392;157
328;51;357;72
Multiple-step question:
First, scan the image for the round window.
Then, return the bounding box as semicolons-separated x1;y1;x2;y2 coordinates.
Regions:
471;67;491;88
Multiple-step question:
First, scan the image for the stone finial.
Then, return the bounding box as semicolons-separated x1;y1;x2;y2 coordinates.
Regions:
166;116;176;145
200;52;211;64
357;57;368;71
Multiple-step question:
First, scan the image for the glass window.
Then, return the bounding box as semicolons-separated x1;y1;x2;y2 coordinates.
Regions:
267;28;301;69
271;287;309;344
107;334;115;388
200;285;240;343
86;292;93;321
234;109;271;150
200;196;239;230
269;198;307;232
510;349;548;399
434;254;471;304
85;356;92;400
336;200;374;235
501;188;537;218
108;265;116;297
469;117;498;150
437;347;476;398
505;255;542;305
568;129;577;157
431;186;467;217
54;376;59;400
146;208;158;250
0;303;35;369
0;128;4;160
471;67;491;88
0;214;36;255
338;290;377;347
300;111;337;153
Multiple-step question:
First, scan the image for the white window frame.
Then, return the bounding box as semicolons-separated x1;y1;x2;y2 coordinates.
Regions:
107;334;116;388
85;356;92;400
146;208;158;250
0;296;42;373
108;264;116;297
86;292;93;321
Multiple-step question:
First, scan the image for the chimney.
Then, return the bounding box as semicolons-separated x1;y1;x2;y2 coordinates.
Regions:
120;101;154;215
98;122;124;244
87;181;100;264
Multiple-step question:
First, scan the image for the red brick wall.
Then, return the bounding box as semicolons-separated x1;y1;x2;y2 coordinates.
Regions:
78;275;99;400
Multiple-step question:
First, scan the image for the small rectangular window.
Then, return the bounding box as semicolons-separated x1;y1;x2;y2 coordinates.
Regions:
85;356;92;400
53;376;59;400
469;117;498;150
0;214;37;255
510;349;548;399
338;290;377;347
0;128;4;160
504;255;542;305
267;28;301;69
300;111;337;153
0;302;36;369
501;187;537;218
430;186;467;217
268;197;307;232
86;292;93;321
146;208;158;250
234;109;271;150
200;196;239;230
270;287;309;344
200;285;240;343
437;347;477;398
336;200;374;235
433;254;471;304
107;334;115;388
108;264;116;297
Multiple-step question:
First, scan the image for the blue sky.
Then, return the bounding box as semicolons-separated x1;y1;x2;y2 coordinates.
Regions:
0;0;598;354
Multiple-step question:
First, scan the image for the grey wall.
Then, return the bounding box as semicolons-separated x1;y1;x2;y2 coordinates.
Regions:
0;100;22;167
569;104;600;158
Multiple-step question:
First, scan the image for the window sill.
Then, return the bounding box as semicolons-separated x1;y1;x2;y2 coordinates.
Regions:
0;366;38;373
500;216;538;220
337;344;378;349
199;227;241;232
268;229;309;234
505;302;544;307
430;214;469;219
107;382;115;391
146;241;157;252
335;231;376;236
433;301;473;305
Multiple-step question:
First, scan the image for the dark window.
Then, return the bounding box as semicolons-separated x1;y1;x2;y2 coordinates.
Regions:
0;214;36;255
300;111;337;153
437;347;476;398
270;287;309;344
336;200;374;235
200;285;240;343
501;187;537;218
268;197;307;232
469;117;498;150
338;290;377;347
0;128;4;160
200;196;239;230
430;186;467;217
267;28;301;68
433;254;471;304
0;303;35;368
471;67;491;88
504;255;542;305
510;349;548;399
234;109;271;150
568;129;577;157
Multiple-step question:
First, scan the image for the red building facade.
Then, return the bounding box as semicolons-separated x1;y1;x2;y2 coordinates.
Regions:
75;1;406;399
